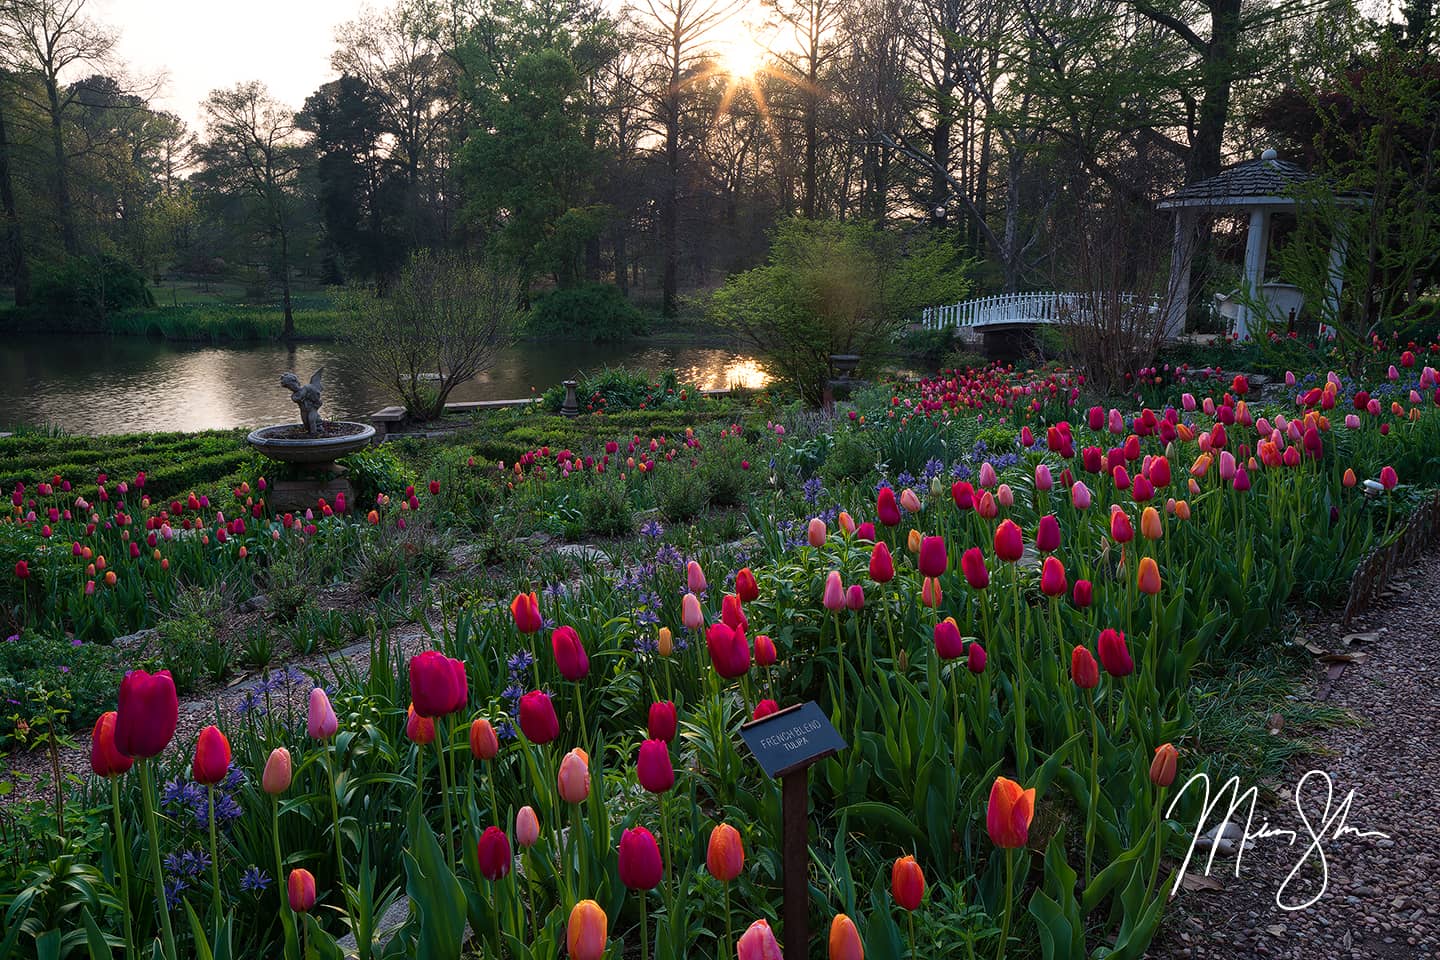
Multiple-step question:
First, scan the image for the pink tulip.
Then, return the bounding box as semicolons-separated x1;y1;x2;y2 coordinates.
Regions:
822;571;845;611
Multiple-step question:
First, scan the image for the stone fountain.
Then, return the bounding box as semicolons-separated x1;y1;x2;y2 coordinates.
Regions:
246;369;376;510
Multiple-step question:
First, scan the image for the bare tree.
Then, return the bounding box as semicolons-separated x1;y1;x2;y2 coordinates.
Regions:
195;82;307;336
339;249;519;420
0;0;117;254
763;0;847;218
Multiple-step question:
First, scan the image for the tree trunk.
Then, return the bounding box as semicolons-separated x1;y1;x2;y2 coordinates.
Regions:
280;227;295;339
662;42;681;317
45;77;78;255
0;95;29;306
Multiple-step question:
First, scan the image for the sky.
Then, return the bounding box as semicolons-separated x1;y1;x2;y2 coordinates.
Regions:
92;0;770;136
92;0;374;131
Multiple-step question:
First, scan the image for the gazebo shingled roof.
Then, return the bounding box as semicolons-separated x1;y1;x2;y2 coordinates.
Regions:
1156;153;1318;209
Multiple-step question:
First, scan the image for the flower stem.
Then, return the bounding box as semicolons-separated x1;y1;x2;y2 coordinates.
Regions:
138;760;179;960
207;785;224;921
111;777;136;959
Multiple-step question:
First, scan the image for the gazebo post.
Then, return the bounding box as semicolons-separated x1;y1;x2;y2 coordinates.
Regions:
1163;210;1196;338
1238;205;1272;339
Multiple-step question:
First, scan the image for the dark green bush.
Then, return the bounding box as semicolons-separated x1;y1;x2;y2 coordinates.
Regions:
576;474;633;537
651;464;710;522
341;445;416;504
526;283;647;343
0;631;122;746
28;255;155;331
820;431;877;485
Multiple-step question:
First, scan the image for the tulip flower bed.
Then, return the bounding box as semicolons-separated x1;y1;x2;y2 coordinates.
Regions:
2;350;1437;960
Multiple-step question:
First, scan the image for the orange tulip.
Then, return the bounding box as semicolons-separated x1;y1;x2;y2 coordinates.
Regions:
906;528;921;553
1140;506;1162;540
566;900;608;960
828;914;864;960
657;626;674;656
469;718;499;761
1150;743;1179;787
287;868;317;913
985;776;1036;848
706;823;745;882
1137;556;1161;595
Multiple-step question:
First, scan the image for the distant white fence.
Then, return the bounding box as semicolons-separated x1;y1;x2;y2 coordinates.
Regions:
920;291;1153;332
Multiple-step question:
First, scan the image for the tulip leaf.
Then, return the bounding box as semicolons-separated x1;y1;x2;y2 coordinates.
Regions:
401;805;468;960
182;903;215;960
79;908;113;960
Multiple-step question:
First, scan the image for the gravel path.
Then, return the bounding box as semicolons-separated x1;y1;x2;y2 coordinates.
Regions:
1149;549;1440;959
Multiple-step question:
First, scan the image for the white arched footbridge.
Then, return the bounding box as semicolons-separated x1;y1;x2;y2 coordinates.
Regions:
920;291;1161;337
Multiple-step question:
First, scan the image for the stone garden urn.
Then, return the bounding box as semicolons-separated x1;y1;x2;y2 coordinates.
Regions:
246;369;377;510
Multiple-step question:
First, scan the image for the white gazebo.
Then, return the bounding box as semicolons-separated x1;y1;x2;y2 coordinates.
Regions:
1158;148;1358;340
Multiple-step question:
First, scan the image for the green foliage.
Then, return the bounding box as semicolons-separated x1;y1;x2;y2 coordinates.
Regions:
526;283;647;343
342;445;416;506
0;631;121;748
573;473;633;537
651;465;710;522
709;218;971;405
819;430;877;485
25;256;155;331
152;614;211;697
540;367;691;413
0;430;251;501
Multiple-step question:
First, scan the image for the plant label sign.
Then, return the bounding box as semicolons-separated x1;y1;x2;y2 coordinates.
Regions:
739;700;847;778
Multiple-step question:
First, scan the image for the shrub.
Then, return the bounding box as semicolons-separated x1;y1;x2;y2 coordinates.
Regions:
338;250;520;420
526;283;647;343
699;436;757;507
820;431;877;485
0;631;122;746
28;255;154;331
652;464;710;522
342;445;415;505
575;474;633;537
541;368;693;413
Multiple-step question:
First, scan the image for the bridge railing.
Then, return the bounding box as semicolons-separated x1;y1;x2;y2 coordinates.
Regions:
920;291;1152;331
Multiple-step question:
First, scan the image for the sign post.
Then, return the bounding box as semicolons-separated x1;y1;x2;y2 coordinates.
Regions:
739;701;847;954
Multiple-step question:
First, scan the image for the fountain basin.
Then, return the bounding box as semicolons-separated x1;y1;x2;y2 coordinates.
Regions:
246;422;376;464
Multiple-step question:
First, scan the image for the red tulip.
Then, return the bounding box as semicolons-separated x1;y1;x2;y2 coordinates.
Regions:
751;699;780;720
1071;646;1099;689
1039;556;1067;597
891;855;924;910
409;651;468;718
917;536;947;578
551;626;590;681
993;520;1023;562
721;594;749;634
1109;509;1134;544
854;522;876;542
1148;455;1172;487
192;725;231;785
707;823;745;881
960;547;989;589
14;560;29;580
967;641;987;674
846;584;865;610
877;487;901;526
1072;579;1092;608
1034;514;1060;553
735;567;760;603
476;826;512;880
1380;465;1398;490
753;634;777;667
933;618;963;660
114;669;178;758
986;776;1036;848
288;868;317;913
510;591;542;634
637;738;675;793
868;542;895;583
518;691;559;744
951;480;974;510
706;622;751;678
90;711;133;777
1097;628;1133;677
618;826;663;891
647;700;677;742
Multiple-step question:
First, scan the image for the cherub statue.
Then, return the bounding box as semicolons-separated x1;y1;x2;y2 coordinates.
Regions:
280;369;325;435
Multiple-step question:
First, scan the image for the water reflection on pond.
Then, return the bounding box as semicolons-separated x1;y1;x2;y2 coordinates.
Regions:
0;335;769;435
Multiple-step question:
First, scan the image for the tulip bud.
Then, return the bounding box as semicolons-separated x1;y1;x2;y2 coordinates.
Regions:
1070;646;1099;689
751;699;780;720
681;593;704;630
567;900;608;960
657;626;674;656
558;748;591;803
470;718;500;761
920;576;942;608
510;591;543;634
686;560;707;594
288;868;317;913
1150;743;1179;787
1072;579;1093;608
637;738;675;793
1137;556;1161;595
822;570;845;611
707;823;745;881
960;547;989;589
735;567;760;603
648;700;678;742
807;517;827;547
262;747;293;795
90;711;133;778
1140;506;1163;540
307;687;339;740
829;914;863;960
1039;556;1067;597
737;919;784;960
476;826;513;880
900;488;922;513
753;633;777;667
993;519;1023;562
617;826;663;891
967;641;987;674
869;541;895;583
1097;628;1133;677
933;618;963;660
515;805;540;847
890;855;924;910
1035;514;1060;553
518;690;560;744
877;487;901;526
410;651;468;718
550;625;590;681
917;535;947;578
406;704;436;744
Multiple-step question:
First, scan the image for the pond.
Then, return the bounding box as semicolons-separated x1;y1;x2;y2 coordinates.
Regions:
0;335;770;435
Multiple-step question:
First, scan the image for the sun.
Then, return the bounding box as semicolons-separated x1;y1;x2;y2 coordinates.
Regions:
720;33;767;81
